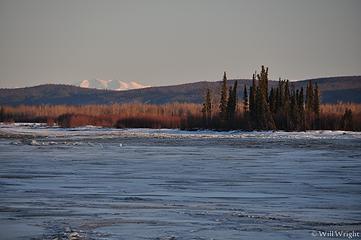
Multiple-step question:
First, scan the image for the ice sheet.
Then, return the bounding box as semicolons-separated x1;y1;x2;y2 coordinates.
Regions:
0;123;360;239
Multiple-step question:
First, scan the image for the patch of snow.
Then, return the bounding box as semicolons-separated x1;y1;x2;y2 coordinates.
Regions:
1;123;361;141
79;79;89;88
77;78;150;91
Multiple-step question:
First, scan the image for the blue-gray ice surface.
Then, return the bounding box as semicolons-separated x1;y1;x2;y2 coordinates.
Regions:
0;123;360;240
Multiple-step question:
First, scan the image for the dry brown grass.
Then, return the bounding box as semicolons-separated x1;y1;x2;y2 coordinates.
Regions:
321;103;361;116
1;102;360;130
320;103;361;131
1;103;201;128
2;103;202;119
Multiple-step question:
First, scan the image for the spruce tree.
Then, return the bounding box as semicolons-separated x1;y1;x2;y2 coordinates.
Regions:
254;86;262;129
248;66;275;130
306;80;314;112
226;86;233;121
231;80;238;116
206;89;212;120
219;71;228;121
278;79;284;109
249;86;254;117
0;106;4;122
340;109;353;131
202;89;212;127
249;73;257;119
283;80;291;130
257;65;268;100
225;80;238;123
275;80;282;114
298;88;304;111
269;88;275;114
313;83;320;116
243;84;248;114
297;88;306;130
313;83;320;128
290;88;298;130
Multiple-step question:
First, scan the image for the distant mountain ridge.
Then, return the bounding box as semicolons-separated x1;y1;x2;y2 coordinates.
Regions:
1;76;360;106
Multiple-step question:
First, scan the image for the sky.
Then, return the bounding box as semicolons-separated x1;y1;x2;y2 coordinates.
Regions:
0;0;360;88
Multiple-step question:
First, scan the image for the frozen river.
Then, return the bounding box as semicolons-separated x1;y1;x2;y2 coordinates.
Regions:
0;124;361;240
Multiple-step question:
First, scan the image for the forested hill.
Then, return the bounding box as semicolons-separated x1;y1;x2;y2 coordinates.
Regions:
0;76;360;106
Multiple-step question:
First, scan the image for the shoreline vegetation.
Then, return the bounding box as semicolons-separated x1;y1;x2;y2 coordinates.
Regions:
0;66;360;131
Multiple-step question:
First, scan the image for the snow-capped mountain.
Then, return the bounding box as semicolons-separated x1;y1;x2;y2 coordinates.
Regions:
78;79;150;91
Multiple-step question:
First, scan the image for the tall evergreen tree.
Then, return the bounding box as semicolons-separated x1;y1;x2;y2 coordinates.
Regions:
249;73;257;119
231;80;238;115
206;89;212;119
257;65;269;100
313;83;320;116
340;109;353;131
282;80;291;129
252;72;257;88
275;79;283;115
202;89;212;127
226;86;233;120
226;80;238;122
306;80;314;112
269;88;276;114
0;106;4;122
278;78;284;110
289;88;298;130
304;81;321;129
313;83;320;129
298;88;304;111
219;71;228;120
251;66;275;130
254;87;262;128
243;84;248;114
298;87;306;130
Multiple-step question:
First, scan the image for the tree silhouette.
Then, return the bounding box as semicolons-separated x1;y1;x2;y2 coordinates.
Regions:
340;109;353;131
219;72;228;121
243;85;248;114
226;80;238;123
313;83;320;128
249;73;256;120
0;106;4;122
202;88;212;127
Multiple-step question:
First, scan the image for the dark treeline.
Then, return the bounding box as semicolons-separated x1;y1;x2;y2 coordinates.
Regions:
200;66;357;131
0;66;360;131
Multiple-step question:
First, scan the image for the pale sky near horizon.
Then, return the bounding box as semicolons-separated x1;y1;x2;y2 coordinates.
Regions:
0;0;360;88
